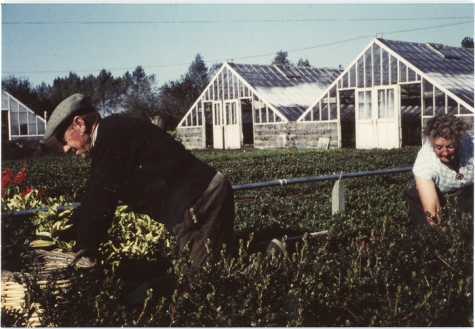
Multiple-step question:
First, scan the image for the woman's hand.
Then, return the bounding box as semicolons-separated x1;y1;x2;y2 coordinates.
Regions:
415;176;441;226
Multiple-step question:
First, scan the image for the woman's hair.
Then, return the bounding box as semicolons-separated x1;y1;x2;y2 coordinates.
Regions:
423;114;468;144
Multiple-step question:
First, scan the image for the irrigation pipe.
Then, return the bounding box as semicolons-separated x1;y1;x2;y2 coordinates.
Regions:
1;167;413;218
232;167;413;191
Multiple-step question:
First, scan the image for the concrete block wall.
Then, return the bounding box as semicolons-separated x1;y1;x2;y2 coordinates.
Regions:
294;122;339;148
253;121;339;149
176;126;205;149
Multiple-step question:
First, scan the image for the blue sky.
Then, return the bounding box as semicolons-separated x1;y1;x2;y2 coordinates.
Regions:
1;2;474;88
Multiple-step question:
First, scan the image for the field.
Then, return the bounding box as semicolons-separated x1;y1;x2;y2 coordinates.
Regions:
1;148;473;327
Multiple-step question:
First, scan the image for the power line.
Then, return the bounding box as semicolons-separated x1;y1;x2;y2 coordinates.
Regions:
2;20;473;77
2;16;473;25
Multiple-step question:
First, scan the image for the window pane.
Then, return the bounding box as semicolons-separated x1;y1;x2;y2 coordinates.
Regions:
223;69;229;100
234;75;239;99
330;102;337;120
349;64;356;87
329;86;337;120
342;72;348;88
373;44;381;86
423;80;434;116
262;103;269;123
357;56;364;88
198;101;203;125
365;91;372;119
226;103;231;124
215;103;221;125
10;111;19;135
38;120;45;134
253;97;260;123
382;49;389;85
234;103;238;124
192;108;196;126
321;102;329;121
218;74;223;100
434;87;445;115
387;89;395;118
358;91;365;120
19;105;27;134
408;67;416;82
447;96;458;115
10;99;18;113
213;80;217;100
460;105;472;114
399;62;407;83
378;89;386;118
390;56;398;84
20;123;28;135
304;111;311;121
312;102;320;121
2;93;8;110
364;48;372;88
267;105;274;123
28;111;37;135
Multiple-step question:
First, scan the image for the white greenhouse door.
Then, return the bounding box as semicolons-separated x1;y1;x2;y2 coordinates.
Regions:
376;88;399;149
213;102;224;149
223;100;241;149
356;90;375;149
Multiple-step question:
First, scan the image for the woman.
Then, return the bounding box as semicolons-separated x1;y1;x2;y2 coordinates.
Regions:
404;114;474;226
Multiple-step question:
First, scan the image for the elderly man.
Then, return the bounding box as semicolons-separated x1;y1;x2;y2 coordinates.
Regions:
45;93;235;268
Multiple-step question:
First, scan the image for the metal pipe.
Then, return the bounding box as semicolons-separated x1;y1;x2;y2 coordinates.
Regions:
1;167;413;218
232;167;413;191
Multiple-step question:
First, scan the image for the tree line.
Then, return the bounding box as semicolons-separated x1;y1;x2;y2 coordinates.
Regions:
2;51;311;131
3;54;218;131
5;36;469;132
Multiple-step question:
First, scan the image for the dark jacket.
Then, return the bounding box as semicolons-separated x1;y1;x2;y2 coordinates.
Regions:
68;116;217;250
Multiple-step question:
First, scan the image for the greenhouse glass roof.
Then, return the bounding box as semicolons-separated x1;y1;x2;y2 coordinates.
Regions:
379;39;474;107
228;63;342;121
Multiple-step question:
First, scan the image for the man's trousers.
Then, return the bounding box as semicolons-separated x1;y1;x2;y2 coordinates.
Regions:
171;172;235;268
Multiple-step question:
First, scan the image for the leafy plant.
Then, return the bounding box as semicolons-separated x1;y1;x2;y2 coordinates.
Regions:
1;148;472;326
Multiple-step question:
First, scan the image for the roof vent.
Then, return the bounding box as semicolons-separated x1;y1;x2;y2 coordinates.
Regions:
286;75;302;79
426;42;461;60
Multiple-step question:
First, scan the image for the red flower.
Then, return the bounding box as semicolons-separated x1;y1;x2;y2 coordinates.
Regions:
20;186;34;199
2;168;13;196
13;163;27;185
2;163;46;199
14;169;26;185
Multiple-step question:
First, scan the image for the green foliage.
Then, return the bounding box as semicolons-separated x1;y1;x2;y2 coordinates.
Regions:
271;50;292;66
29;200;76;250
2;53;216;131
1;148;472;326
462;36;474;49
99;205;172;268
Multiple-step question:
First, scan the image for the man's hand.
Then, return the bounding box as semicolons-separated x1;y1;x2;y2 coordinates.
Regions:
73;186;87;203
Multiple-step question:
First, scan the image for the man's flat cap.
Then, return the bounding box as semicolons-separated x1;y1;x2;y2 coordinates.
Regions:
44;94;96;142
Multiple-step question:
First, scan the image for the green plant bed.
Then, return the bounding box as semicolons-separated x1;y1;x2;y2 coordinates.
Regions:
1;148;472;326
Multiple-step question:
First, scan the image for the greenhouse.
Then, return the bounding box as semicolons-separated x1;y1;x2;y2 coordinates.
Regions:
176;63;342;149
1;90;46;141
299;38;474;149
177;38;474;150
